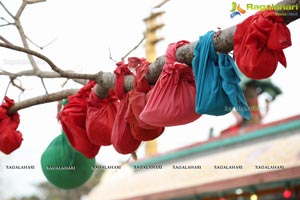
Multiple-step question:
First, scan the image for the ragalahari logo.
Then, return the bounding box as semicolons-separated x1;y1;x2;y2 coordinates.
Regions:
230;2;246;18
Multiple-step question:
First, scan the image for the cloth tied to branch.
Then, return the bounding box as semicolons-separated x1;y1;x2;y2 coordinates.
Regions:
86;89;119;146
0;96;23;154
140;40;201;127
234;10;292;80
125;58;165;141
41;132;95;189
111;59;141;154
192;31;250;119
58;81;100;158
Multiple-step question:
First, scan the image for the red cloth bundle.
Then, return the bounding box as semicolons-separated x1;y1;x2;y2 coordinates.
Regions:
111;59;141;154
0;97;23;154
59;81;100;158
140;41;201;126
125;58;165;141
234;10;291;80
86;89;119;146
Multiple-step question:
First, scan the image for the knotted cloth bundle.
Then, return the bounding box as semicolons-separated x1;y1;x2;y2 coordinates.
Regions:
125;58;165;141
140;41;201;127
111;59;141;154
58;81;100;158
86;89;119;146
234;10;291;80
192;31;250;119
0;96;23;154
41;133;95;189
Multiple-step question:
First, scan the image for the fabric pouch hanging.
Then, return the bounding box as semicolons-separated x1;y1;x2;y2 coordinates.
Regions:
140;40;201;127
111;59;141;154
192;31;250;119
125;58;165;141
86;89;119;146
58;81;100;159
234;10;291;80
41;132;95;189
0;96;23;154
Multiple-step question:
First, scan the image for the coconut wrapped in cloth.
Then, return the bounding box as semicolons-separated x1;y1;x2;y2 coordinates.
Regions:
41;132;95;189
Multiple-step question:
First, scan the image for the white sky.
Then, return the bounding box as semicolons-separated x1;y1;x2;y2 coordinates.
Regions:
0;0;299;199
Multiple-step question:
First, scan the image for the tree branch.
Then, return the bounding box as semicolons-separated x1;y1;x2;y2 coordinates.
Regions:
0;35;13;44
25;34;57;50
40;78;48;94
121;34;146;61
11;78;25;92
25;0;46;4
153;0;171;9
0;1;15;19
7;89;78;115
0;22;14;27
93;0;300;97
0;42;98;80
15;18;39;71
15;1;27;20
0;0;299;114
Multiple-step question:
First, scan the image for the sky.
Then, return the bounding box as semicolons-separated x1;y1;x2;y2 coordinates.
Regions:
0;0;299;199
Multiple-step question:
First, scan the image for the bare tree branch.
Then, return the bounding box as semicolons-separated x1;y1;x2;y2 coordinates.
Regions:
108;47;117;63
25;0;46;4
11;78;25;92
0;1;15;19
40;78;48;94
0;42;98;80
25;34;57;50
153;0;171;9
0;35;12;44
7;89;78;115
3;81;11;99
0;22;14;27
15;1;27;20
15;18;39;71
0;16;14;27
0;68;90;88
121;34;146;61
0;68;16;78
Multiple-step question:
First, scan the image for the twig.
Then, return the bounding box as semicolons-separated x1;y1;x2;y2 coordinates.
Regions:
153;0;171;9
15;1;28;20
25;34;57;50
0;16;12;23
108;47;117;63
3;81;11;100
0;17;14;27
61;79;69;88
40;78;48;94
122;152;138;165
15;19;40;71
121;34;146;61
0;1;15;19
25;0;46;4
0;23;14;27
0;35;13;44
11;78;25;92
